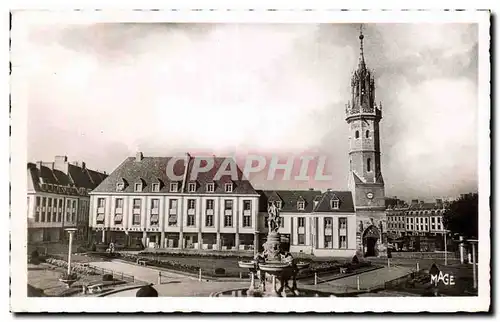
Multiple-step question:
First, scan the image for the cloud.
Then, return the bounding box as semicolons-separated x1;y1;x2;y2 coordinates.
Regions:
19;22;478;200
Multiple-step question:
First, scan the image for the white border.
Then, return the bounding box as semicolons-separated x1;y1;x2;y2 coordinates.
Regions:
9;9;491;313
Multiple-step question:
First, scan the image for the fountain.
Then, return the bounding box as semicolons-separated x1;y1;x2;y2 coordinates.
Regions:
233;203;315;297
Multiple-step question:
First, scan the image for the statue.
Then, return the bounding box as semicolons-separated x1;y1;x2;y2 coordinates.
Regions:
267;202;281;233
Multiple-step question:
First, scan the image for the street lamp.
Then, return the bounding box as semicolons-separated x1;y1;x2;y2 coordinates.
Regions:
442;229;451;266
467;239;478;290
65;228;78;276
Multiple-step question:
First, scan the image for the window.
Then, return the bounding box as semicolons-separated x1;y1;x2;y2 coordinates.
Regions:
206;199;214;210
437;217;441;223
169;199;177;210
133;213;141;225
116;198;124;209
168;199;178;226
134;183;142;192
297;201;305;210
355;130;359;139
98;198;105;208
366;130;370;138
150;214;159;225
275;201;282;208
35;199;40;222
324;235;333;248
225;183;233;193
298;234;305;245
339;236;347;249
243;200;252;211
151;199;159;209
224;200;233;211
367;158;372;172
325;217;332;229
188;199;196;210
206;183;214;193
116;182;124;191
188;182;196;192
152;183;160;192
205;212;214;227
243;213;252;227
36;196;40;207
170;182;178;192
224;200;233;227
339;218;347;229
47;199;52;222
114;214;123;224
187;213;195;226
330;199;340;209
298;217;305;227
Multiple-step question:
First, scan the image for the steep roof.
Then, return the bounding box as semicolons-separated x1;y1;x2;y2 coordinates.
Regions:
27;161;107;196
257;189;355;213
91;155;258;195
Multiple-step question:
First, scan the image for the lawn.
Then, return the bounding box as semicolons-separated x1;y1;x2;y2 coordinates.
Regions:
27;262;136;297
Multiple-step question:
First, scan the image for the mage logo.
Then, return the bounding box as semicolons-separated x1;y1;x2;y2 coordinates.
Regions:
429;263;455;286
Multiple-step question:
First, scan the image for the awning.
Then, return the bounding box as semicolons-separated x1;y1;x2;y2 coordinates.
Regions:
114;214;123;223
150;215;159;223
96;214;105;222
168;215;177;223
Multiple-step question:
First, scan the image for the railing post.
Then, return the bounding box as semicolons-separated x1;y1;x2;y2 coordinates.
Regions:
239;272;242;279
158;271;161;285
357;276;360;291
314;272;318;285
387;257;390;268
416;262;419;272
199;268;202;282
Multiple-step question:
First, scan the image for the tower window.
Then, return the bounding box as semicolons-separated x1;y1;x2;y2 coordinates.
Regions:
366;130;370;138
355;131;359;139
367;158;372;172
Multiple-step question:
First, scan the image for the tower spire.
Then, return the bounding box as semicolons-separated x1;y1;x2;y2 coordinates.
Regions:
358;24;365;68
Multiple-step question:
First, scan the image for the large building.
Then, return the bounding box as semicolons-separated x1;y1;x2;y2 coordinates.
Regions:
88;153;260;250
346;28;387;257
257;190;357;257
27;156;107;243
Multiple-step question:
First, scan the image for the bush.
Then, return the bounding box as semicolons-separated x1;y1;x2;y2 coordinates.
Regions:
352;255;359;264
214;268;226;275
136;285;158;297
102;274;114;281
31;250;39;259
91;244;97;252
60;272;78;280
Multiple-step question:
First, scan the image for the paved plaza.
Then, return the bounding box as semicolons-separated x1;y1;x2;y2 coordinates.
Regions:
88;260;197;284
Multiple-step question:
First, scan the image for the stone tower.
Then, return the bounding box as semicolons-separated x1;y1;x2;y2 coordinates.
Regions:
345;26;387;257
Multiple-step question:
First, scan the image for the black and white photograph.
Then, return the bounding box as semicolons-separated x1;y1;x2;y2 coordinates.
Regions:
9;8;490;313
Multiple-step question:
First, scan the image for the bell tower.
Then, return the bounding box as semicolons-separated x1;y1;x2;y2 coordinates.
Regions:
345;25;386;257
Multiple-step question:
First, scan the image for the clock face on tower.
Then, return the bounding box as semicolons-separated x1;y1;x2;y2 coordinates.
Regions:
366;192;374;200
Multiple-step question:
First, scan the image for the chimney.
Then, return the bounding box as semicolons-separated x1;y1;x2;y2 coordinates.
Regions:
435;198;442;205
136;152;143;162
36;161;43;170
54;155;69;174
309;188;314;191
411;199;418;205
81;162;86;170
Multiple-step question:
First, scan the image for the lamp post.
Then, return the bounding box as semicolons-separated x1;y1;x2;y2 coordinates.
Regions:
443;229;450;266
66;228;78;275
467;239;478;290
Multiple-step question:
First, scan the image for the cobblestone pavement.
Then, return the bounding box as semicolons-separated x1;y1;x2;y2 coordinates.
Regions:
88;260;197;284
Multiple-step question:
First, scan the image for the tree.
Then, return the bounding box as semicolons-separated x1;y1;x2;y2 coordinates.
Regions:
443;193;478;238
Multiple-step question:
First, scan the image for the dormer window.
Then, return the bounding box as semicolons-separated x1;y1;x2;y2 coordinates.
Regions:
331;199;340;210
134;182;143;192
275;201;282;209
206;183;215;193
116;182;125;192
225;183;233;193
152;183;160;192
170;182;178;193
297;201;305;210
188;182;196;193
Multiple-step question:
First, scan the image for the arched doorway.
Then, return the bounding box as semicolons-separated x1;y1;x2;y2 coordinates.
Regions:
363;225;380;257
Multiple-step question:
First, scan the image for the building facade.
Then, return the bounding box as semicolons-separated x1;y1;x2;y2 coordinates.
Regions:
346;28;387;257
27;156;107;243
88;153;260;251
257;190;357;257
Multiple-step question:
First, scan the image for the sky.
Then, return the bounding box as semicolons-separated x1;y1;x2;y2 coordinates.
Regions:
17;22;479;200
